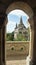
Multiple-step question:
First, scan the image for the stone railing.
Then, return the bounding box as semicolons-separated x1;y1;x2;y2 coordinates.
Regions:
5;41;30;60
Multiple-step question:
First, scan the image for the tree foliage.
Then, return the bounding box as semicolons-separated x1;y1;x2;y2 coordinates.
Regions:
6;31;14;41
6;27;30;41
14;33;27;41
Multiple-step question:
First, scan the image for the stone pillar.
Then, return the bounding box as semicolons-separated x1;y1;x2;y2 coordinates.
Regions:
0;13;7;65
0;27;2;65
2;15;7;65
28;10;36;65
30;12;36;65
2;26;6;65
29;17;34;59
26;17;34;65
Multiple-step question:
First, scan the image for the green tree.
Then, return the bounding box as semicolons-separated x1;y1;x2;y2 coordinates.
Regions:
14;33;27;41
11;31;14;41
6;31;14;41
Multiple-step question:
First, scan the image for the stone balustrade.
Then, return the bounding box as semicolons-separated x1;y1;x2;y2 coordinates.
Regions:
5;41;30;60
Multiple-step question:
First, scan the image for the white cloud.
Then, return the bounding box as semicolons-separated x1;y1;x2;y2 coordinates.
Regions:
9;9;29;19
6;21;16;33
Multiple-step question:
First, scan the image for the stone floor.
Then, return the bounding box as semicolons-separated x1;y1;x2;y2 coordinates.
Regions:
6;54;27;65
6;59;26;65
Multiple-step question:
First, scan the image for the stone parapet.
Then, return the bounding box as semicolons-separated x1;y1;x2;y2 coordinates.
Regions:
5;41;29;60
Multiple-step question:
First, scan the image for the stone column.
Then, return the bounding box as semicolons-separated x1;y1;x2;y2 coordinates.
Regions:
29;17;34;59
0;27;2;65
0;13;7;65
0;13;4;65
28;10;36;65
2;14;7;65
31;12;36;65
26;17;34;65
2;26;6;65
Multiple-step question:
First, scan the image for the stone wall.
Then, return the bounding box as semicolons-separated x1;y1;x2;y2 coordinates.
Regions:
5;41;29;60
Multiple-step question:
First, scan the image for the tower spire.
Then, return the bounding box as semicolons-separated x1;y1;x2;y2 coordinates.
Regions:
20;16;23;24
15;23;17;29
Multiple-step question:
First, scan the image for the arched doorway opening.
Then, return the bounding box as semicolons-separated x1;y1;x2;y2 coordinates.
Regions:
5;1;34;65
6;9;29;41
6;9;30;62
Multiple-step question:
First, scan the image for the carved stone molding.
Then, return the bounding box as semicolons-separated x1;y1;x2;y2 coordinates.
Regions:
28;17;34;30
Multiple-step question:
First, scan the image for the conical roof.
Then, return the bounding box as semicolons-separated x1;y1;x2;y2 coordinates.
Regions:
18;16;26;28
20;16;23;25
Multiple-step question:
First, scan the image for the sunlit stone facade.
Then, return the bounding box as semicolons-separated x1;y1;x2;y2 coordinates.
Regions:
14;17;28;40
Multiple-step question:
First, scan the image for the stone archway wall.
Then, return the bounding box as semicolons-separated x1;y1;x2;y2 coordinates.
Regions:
5;1;34;65
6;2;33;17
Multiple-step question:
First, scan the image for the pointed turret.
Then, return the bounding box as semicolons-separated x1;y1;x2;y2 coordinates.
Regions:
18;16;24;27
20;16;23;24
18;16;26;28
15;23;17;29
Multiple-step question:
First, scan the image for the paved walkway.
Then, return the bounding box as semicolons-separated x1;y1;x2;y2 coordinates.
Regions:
6;59;26;65
6;55;27;65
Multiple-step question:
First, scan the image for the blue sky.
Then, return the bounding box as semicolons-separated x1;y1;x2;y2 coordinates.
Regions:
6;9;29;33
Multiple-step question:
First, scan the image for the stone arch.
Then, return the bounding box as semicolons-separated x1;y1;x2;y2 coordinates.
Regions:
5;1;34;65
6;2;33;17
